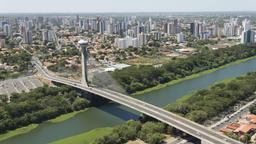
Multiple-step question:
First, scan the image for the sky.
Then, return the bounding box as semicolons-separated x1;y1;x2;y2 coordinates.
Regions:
0;0;256;13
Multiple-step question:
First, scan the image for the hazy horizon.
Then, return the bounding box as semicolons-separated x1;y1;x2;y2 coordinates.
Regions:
1;0;256;13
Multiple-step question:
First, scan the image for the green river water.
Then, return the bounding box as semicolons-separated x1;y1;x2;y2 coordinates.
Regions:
3;58;256;144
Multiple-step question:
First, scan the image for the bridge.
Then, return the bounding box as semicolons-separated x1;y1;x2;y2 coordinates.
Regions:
31;58;243;144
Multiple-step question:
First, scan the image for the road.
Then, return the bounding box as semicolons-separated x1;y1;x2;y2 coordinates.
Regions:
211;98;256;130
32;58;242;144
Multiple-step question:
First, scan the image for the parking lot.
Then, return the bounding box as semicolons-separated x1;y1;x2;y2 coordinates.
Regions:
0;76;44;96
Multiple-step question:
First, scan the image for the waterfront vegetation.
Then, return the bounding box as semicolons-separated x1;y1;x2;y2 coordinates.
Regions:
0;124;38;142
48;109;88;123
52;128;113;144
112;44;256;94
0;85;90;135
166;72;256;123
94;72;256;144
130;57;252;96
2;45;256;143
0;109;89;142
93;120;175;144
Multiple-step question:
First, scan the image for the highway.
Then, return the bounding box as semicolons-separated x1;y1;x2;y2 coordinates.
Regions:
32;58;242;144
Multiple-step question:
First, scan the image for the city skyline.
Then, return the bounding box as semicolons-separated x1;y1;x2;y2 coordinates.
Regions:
1;0;256;13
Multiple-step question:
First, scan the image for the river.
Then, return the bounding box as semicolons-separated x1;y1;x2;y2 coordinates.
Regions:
3;58;256;144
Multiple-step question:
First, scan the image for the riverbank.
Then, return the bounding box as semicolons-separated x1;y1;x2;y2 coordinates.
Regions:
170;77;237;106
51;127;113;144
89;73;256;144
48;109;88;123
166;72;256;124
132;55;256;96
5;52;256;144
0;124;38;142
0;109;88;142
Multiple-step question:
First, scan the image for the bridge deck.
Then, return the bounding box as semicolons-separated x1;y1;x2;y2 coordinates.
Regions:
32;60;242;144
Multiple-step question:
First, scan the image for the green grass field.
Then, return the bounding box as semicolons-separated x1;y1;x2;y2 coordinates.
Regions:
51;127;113;144
48;109;88;123
0;124;38;142
0;109;88;142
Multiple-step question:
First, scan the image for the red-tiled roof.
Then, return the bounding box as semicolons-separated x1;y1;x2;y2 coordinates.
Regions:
235;124;256;133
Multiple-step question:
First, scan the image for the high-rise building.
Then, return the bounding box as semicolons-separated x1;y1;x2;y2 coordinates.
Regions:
42;30;55;43
0;39;5;48
149;17;152;30
3;24;11;37
114;36;139;48
82;19;90;31
241;30;255;44
174;19;178;27
202;32;209;40
138;32;147;46
163;23;168;34
115;38;126;48
209;25;218;37
153;31;161;40
76;15;80;24
224;23;236;37
48;30;55;42
25;30;33;44
167;23;176;36
106;22;114;35
173;19;180;34
92;19;98;32
98;20;105;34
177;32;185;43
42;29;48;42
21;23;32;44
190;23;195;35
190;22;200;37
242;19;251;32
75;26;81;34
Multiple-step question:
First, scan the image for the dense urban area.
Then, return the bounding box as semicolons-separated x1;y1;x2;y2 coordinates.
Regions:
1;11;256;144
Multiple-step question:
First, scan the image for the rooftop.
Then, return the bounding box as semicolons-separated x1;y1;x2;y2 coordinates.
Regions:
78;39;88;45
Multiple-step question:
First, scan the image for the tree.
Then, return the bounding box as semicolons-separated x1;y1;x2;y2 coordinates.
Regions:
147;133;165;144
250;106;256;115
0;94;8;103
139;122;165;141
241;134;251;144
186;110;208;123
0;85;91;134
72;98;90;111
112;44;256;94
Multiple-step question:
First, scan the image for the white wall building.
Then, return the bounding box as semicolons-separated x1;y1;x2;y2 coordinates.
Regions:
115;36;139;48
241;30;255;44
3;24;11;37
138;32;147;46
242;19;251;32
176;32;185;43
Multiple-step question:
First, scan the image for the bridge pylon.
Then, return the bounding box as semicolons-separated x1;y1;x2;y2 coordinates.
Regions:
78;40;89;87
